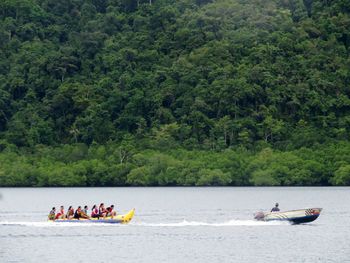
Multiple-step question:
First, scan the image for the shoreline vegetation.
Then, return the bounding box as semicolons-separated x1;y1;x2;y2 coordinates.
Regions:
1;140;350;186
1;0;350;186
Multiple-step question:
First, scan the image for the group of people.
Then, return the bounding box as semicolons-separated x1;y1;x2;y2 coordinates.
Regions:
48;203;116;220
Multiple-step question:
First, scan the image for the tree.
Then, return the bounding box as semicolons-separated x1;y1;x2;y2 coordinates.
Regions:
332;165;350;186
118;135;136;164
196;168;231;186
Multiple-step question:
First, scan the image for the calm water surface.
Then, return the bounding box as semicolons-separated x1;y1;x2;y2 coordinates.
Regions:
0;187;349;262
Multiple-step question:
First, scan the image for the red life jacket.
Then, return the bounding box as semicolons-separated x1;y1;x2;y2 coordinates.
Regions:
92;208;98;216
55;209;65;219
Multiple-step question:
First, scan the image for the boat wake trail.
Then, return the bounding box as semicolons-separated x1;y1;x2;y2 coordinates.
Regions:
0;220;287;228
134;219;287;227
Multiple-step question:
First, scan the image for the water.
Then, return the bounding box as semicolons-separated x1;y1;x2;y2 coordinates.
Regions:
0;187;349;262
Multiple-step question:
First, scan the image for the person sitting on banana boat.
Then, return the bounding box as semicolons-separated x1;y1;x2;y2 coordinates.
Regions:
91;204;99;218
55;206;65;220
48;207;56;220
271;203;280;212
66;206;74;219
74;206;89;219
82;205;89;217
99;203;107;218
106;205;116;218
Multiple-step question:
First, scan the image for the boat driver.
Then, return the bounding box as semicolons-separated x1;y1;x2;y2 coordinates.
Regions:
271;203;280;212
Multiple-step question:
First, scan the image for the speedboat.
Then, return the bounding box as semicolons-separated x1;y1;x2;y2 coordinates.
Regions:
254;208;322;224
49;209;135;224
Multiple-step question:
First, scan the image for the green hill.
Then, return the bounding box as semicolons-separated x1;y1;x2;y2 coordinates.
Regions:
0;0;350;186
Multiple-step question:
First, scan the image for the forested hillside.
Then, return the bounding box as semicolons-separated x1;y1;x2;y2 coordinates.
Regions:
0;0;350;186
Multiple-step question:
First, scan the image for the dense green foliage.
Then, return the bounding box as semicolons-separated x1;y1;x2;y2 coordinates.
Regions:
1;141;350;186
0;0;350;186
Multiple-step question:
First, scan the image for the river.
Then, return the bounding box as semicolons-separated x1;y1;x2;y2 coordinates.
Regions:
0;187;349;262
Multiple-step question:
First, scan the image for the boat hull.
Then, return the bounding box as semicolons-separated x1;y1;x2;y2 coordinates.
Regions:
255;208;322;224
50;209;135;224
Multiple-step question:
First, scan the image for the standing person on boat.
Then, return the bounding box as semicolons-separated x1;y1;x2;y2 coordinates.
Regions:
91;204;99;218
99;203;107;218
106;205;117;218
55;206;65;220
66;206;74;219
271;203;280;212
48;207;56;220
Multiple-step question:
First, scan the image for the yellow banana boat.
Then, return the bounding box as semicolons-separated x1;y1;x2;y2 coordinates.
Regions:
50;209;135;224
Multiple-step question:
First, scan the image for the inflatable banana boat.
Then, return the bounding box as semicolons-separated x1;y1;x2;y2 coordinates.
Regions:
49;209;135;224
254;208;322;224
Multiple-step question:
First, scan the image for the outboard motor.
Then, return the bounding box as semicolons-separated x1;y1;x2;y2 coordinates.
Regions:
254;211;265;221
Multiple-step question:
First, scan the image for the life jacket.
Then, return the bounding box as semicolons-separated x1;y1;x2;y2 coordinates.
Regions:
92;208;98;216
48;210;55;220
74;210;81;219
66;209;74;217
55;209;64;219
99;207;106;214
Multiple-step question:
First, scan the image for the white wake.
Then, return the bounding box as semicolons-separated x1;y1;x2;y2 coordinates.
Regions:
133;219;287;227
0;219;288;227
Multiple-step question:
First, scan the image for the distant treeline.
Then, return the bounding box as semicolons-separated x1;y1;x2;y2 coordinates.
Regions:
0;0;350;186
0;140;350;186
